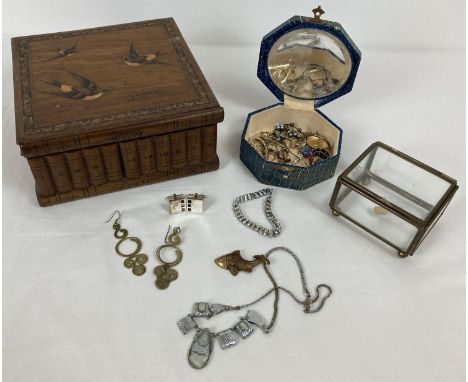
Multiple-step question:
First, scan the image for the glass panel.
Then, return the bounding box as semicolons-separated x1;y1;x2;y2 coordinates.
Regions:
268;28;352;99
345;146;452;220
415;196;453;251
335;184;419;251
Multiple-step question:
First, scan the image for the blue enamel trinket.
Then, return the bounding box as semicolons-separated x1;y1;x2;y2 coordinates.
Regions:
240;7;361;190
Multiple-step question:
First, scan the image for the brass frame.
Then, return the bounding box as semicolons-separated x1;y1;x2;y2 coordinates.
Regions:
329;141;458;257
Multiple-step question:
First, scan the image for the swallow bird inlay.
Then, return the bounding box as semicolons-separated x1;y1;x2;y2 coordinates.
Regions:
123;42;169;66
48;42;78;60
41;71;107;100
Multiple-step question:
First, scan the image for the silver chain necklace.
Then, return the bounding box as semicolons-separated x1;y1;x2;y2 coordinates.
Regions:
232;188;281;237
176;247;332;369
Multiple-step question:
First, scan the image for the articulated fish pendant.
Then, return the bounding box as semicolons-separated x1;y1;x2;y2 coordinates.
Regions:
214;250;270;276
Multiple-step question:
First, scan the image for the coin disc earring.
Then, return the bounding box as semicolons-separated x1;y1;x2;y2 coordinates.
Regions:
106;211;149;276
154;226;183;290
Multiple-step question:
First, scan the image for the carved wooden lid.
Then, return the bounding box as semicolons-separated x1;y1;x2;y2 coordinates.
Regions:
12;18;223;156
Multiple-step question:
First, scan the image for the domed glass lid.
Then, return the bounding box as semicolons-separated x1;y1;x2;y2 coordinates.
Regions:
267;28;353;100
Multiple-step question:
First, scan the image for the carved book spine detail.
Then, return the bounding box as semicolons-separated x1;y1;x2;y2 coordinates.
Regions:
154;135;171;171
45;153;73;193
186;128;202;164
64;150;89;189
100;144;124;182
25;126;220;203
170;131;187;168
27;157;56;196
36;159;220;207
202;125;218;162
119;141;140;179
136;138;157;175
82;147;107;186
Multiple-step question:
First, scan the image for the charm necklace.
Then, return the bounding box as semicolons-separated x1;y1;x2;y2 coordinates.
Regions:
177;247;332;369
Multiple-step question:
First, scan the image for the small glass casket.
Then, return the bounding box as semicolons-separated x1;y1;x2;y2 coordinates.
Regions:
240;7;361;189
329;142;458;257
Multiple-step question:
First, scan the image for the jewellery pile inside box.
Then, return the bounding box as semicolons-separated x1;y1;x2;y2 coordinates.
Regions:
240;7;361;190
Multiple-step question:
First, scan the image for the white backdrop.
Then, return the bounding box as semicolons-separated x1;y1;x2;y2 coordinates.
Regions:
2;1;466;382
2;0;466;51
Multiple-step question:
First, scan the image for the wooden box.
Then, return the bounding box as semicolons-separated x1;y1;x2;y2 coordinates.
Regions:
11;18;224;206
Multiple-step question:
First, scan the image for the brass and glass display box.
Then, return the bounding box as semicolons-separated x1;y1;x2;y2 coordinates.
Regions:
330;142;458;257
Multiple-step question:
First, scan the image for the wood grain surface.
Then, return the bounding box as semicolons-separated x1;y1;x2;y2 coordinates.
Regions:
11;18;224;206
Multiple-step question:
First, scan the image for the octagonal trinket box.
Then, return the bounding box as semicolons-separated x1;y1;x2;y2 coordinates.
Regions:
240;7;361;190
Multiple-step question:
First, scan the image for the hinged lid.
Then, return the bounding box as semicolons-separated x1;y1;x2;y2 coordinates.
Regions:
12;18;223;157
257;7;361;107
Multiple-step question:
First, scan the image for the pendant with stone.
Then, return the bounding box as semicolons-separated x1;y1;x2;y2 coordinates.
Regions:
188;328;213;369
235;319;255;338
193;302;212;318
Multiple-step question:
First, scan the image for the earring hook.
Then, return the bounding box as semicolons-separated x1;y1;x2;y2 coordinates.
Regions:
164;225;172;242
105;210;121;224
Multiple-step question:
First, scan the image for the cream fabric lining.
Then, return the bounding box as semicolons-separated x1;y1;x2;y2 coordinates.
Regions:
245;103;340;157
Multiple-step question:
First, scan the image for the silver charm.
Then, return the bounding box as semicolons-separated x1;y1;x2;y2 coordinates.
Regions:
235;319;255;338
232;188;281;237
177;247;332;369
216;329;237;349
192;302;230;318
209;304;230;315
193;302;212;318
177;316;197;335
188;328;213;369
244;310;267;332
166;193;206;214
